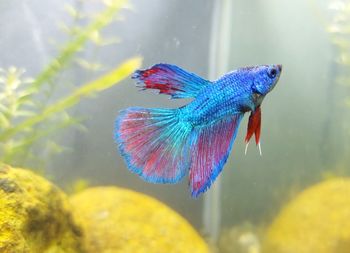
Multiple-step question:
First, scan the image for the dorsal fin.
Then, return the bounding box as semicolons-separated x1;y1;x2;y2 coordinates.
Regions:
132;64;211;99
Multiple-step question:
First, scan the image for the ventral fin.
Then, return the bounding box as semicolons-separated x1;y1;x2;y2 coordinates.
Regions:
244;106;262;155
132;64;211;99
189;114;244;197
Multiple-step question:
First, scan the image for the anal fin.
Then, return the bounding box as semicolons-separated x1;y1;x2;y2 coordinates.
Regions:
189;114;243;197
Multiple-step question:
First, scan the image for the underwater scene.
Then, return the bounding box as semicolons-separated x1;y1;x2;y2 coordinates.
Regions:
0;0;350;252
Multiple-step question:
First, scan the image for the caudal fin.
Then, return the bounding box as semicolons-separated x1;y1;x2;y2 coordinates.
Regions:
115;107;244;197
132;64;211;99
114;107;192;183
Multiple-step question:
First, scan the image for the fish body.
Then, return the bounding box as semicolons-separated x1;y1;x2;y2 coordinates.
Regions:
181;68;266;125
114;64;282;197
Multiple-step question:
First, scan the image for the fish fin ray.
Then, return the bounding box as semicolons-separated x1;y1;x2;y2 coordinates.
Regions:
189;114;244;197
115;107;192;183
132;64;211;99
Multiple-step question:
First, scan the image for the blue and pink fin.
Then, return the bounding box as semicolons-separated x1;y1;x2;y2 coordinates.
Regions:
244;106;262;155
115;107;243;197
189;114;244;197
115;107;192;183
132;64;211;99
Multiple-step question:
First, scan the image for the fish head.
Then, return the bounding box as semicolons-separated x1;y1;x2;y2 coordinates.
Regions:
251;64;282;96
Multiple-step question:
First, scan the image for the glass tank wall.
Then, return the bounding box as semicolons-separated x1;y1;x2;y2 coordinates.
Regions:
222;0;346;228
0;0;350;252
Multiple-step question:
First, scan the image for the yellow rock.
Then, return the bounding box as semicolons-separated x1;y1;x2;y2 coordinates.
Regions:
263;178;350;253
0;165;84;253
69;187;209;253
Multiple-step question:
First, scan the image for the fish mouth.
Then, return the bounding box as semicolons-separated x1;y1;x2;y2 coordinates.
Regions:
277;64;282;72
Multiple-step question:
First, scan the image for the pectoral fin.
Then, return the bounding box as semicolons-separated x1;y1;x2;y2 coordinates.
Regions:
244;106;262;155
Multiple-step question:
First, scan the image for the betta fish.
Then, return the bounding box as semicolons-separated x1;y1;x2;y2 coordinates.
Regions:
114;63;282;197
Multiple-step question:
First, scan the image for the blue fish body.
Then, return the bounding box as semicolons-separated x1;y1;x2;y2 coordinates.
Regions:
114;64;282;197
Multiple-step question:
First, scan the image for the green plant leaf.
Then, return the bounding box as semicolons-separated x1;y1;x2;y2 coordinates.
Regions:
75;58;105;71
0;113;10;129
0;57;142;142
31;0;127;91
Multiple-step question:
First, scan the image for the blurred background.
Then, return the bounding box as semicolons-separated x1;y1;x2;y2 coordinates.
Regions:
0;0;349;252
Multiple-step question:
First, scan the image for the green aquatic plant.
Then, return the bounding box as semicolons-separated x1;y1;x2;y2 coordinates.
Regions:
309;0;350;165
326;1;350;163
36;0;127;88
60;0;122;72
327;1;350;89
0;59;140;165
0;0;141;168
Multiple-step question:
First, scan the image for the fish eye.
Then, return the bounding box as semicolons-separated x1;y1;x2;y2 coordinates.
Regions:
267;68;277;79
